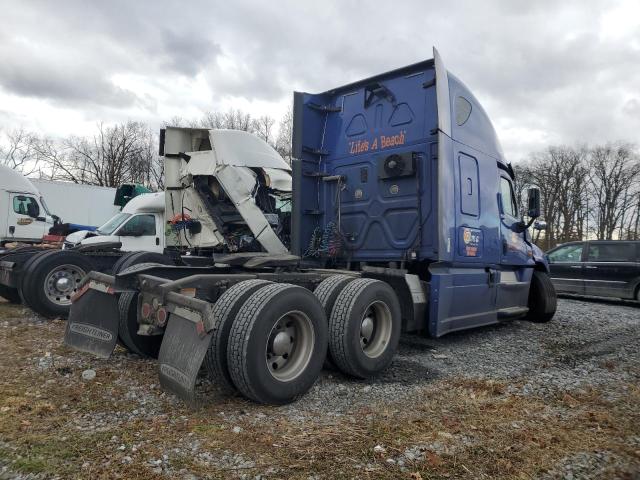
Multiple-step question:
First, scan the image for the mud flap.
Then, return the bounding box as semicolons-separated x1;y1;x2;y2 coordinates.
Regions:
64;287;119;358
157;297;215;404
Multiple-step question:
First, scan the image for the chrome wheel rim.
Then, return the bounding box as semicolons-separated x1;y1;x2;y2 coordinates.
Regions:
360;301;392;358
265;311;315;382
44;264;86;305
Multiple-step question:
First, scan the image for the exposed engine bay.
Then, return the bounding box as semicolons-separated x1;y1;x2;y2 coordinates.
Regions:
161;128;292;255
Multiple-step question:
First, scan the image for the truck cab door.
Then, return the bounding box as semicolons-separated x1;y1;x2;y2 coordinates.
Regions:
116;214;161;253
7;193;48;242
495;175;532;312
498;176;529;266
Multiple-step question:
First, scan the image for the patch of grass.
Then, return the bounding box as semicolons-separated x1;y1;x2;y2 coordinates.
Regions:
0;304;638;479
11;456;49;474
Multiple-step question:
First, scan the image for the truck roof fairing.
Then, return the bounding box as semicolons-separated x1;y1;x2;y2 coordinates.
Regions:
308;47;506;166
122;191;164;214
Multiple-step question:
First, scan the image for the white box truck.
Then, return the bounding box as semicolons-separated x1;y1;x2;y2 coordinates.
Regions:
31;179;120;230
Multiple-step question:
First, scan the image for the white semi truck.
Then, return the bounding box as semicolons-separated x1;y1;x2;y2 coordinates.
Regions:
63;192;165;252
0;165;57;246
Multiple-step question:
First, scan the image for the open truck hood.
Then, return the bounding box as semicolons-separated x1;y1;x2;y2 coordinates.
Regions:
163;128;292;193
161;128;291;254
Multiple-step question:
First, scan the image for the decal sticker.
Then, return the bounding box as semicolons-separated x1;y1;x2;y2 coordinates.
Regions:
459;227;482;257
354;188;363;200
17;218;33;225
349;130;406;155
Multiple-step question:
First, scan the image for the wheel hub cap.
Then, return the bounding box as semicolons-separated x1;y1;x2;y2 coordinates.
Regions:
359;302;393;359
265;311;315;382
360;316;374;342
44;264;86;306
55;276;72;292
272;331;292;356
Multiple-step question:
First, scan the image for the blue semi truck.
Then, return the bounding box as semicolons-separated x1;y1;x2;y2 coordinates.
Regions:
64;49;556;405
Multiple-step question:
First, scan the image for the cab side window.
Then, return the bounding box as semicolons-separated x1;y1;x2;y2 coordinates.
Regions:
13;196;39;217
119;214;156;236
548;243;584;263
499;177;518;217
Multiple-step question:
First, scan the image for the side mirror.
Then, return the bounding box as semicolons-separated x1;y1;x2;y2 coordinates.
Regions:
527;188;541;218
533;220;547;231
27;202;40;218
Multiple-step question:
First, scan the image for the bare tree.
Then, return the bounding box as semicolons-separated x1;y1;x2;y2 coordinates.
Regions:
275;108;293;164
197;109;254;131
524;146;589;249
40;122;152;187
0;128;40;175
588;143;640;240
252;115;276;146
512;163;531;217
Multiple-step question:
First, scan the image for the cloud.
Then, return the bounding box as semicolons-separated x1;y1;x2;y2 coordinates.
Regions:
0;0;638;161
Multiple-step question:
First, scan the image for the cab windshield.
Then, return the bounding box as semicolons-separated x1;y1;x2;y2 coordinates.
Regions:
97;212;131;235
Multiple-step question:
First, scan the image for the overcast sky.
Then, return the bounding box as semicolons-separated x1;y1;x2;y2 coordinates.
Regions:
1;0;638;161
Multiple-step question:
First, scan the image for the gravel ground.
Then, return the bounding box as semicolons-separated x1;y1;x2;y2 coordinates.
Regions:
0;296;638;479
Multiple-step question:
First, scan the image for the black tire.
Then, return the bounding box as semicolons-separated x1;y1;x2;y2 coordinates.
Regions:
111;251;142;275
313;275;356;368
203;279;273;394
117;291;163;358
329;278;401;379
525;270;557;323
314;275;356;318
114;254;175;357
18;250;57;304
110;252;147;351
227;283;328;405
113;251;173;275
0;285;20;304
22;250;95;318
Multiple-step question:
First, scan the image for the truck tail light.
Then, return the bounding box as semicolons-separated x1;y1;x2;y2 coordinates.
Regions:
156;307;168;326
141;302;152;319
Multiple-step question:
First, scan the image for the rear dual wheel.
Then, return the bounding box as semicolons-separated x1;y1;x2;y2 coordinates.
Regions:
226;283;328;404
313;274;355;368
328;278;401;379
203;279;273;394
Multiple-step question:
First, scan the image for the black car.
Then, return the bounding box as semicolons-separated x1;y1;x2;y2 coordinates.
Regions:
546;240;640;301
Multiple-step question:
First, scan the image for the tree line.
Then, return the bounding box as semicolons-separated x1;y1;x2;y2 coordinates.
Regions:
0;108;294;190
515;143;640;248
2;115;639;248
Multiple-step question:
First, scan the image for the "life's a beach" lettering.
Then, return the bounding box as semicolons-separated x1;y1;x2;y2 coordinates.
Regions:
349;130;406;155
